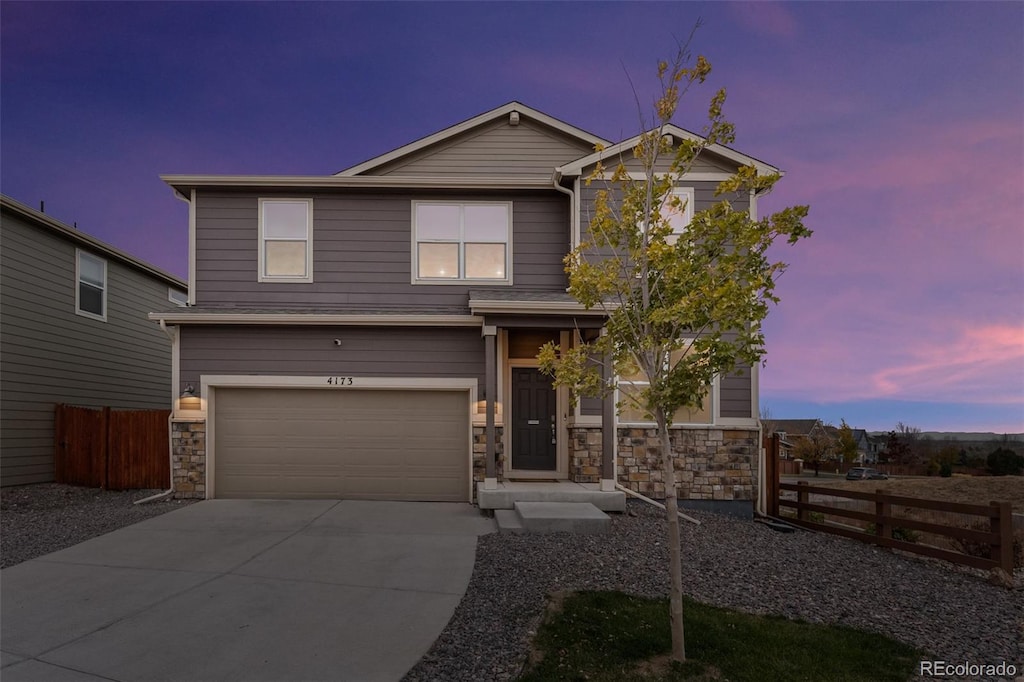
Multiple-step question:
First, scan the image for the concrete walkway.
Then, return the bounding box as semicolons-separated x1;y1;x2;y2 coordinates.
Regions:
1;500;495;682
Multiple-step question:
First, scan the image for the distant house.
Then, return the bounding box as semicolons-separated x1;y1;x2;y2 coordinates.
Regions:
0;195;187;486
766;418;832;459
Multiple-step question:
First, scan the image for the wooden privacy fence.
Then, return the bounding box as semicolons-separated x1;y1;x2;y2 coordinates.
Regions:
777;481;1014;575
55;404;170;489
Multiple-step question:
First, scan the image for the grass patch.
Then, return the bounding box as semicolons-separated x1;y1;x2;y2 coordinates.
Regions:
518;591;920;681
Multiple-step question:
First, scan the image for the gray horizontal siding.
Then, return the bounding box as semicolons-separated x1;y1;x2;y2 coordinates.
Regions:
1;213;176;486
579;181;750;246
719;369;753;419
194;191;570;309
180;325;488;399
370;119;594;178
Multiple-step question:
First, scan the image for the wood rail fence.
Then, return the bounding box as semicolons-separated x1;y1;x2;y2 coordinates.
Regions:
54;404;170;490
776;481;1014;575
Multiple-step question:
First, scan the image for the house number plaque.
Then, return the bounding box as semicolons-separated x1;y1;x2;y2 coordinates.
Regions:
326;377;354;385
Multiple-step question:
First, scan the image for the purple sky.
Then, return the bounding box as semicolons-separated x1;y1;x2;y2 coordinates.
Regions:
3;2;1022;433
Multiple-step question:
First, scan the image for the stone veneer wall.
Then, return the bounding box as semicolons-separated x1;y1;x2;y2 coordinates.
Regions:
570;426;758;502
171;419;206;499
472;426;505;485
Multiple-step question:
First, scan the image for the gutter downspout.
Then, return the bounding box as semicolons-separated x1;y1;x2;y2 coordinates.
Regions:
136;320;177;505
551;170;576;254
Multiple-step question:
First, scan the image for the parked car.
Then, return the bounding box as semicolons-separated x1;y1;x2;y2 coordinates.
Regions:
846;467;889;480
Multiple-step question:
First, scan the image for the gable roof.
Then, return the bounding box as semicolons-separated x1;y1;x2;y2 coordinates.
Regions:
336;101;610;177
1;194;186;290
555;123;779;179
769;419;824;436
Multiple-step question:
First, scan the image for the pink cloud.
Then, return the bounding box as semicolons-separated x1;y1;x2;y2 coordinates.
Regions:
870;325;1024;403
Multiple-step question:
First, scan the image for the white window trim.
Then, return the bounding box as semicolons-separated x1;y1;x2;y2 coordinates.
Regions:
411;200;513;285
666;186;694;238
75;249;107;322
258;197;313;284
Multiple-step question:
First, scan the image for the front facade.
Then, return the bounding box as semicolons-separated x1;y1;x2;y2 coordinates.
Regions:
156;103;771;513
0;195;187;486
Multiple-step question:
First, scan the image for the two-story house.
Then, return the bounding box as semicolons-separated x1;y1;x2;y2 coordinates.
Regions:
1;195;187;486
153;102;774;516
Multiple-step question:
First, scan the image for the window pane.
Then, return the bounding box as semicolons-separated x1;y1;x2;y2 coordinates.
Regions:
665;191;691;241
464;205;508;242
265;240;308;277
79;254;104;287
263;201;308;239
79;283;103;315
418;243;459;278
672;400;711;424
416;204;460;240
465;243;506;279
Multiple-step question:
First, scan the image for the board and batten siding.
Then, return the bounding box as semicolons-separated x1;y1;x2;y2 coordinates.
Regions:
193;190;569;309
1;212;178;486
179;326;486;399
367;118;596;178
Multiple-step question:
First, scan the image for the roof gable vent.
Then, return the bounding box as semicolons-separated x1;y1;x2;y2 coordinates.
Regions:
509;111;520;126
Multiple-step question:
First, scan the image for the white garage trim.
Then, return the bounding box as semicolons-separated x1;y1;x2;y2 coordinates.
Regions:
202;375;478;500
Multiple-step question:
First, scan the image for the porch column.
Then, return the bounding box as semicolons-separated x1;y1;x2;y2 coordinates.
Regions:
483;326;498;489
600;331;617;492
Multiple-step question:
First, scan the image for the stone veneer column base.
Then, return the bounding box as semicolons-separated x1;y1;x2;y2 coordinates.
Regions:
171;419;207;499
472;426;504;501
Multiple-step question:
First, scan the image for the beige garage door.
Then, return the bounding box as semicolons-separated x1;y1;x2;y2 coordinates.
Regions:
213;388;469;501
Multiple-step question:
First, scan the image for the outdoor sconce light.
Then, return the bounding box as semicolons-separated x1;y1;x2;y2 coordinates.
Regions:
179;384;201;410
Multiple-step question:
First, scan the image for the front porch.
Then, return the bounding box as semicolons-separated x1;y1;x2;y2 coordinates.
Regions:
477;480;626;512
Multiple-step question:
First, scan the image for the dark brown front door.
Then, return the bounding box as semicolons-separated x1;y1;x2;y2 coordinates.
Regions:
512;367;556;471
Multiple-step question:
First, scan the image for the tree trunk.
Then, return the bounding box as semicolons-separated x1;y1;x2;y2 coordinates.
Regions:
659;414;686;662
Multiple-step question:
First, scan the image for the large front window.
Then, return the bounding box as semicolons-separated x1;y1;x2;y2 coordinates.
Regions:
259;198;313;283
413;201;511;283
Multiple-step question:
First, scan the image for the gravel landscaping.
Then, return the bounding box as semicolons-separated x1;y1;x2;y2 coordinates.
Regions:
3;486;1019;680
405;502;1023;681
0;483;196;569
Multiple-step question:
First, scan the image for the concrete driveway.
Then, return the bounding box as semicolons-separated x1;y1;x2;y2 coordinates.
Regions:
1;500;495;682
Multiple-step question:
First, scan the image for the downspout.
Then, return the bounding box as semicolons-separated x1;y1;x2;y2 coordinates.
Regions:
136;317;177;505
551;170;576;254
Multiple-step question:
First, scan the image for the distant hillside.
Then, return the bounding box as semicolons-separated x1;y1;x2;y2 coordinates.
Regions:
867;432;1024;442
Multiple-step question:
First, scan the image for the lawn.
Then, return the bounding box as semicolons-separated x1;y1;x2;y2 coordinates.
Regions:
518;591;921;682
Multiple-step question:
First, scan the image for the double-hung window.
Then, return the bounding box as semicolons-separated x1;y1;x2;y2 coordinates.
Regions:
663;187;694;244
413;201;511;283
616;344;713;425
259;198;313;283
76;250;106;321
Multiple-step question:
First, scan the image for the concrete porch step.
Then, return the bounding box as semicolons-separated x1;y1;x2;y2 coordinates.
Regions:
496;502;610;534
477;481;626;512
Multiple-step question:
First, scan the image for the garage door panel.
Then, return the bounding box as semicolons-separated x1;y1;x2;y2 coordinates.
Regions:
214;388;469;501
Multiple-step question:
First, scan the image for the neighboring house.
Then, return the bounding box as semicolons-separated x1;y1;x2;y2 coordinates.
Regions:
850;428;878;464
768;418;832;460
0;195;187;486
153;102;777;515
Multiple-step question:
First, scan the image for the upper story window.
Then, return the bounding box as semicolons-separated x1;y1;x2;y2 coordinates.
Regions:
663;187;694;245
259;198;313;283
76;250;107;321
413;201;511;284
168;288;188;307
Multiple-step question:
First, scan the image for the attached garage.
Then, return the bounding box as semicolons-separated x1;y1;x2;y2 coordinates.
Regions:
211;385;471;501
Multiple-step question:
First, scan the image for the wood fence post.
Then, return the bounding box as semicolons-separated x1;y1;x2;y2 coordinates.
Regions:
876;489;891;542
102;406;111;489
991;501;1014;576
797;480;808;522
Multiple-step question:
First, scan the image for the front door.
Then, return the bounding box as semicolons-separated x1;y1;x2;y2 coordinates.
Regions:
511;367;557;471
